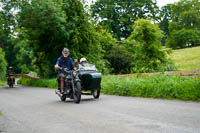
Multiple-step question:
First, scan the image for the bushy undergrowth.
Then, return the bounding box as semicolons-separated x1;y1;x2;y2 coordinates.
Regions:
0;80;6;86
18;75;200;101
17;78;57;88
102;75;200;101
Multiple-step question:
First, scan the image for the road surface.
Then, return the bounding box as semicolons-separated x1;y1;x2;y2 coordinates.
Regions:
0;85;200;133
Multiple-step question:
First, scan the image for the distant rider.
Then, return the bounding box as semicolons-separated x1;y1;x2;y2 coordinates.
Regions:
6;66;15;85
54;48;74;94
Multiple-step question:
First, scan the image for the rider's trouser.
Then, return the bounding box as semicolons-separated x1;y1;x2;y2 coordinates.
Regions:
57;73;66;92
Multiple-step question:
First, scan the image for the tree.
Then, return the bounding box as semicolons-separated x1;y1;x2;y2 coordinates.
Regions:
91;0;159;40
0;48;7;80
17;0;68;77
0;0;21;73
159;4;172;45
105;45;133;74
17;0;108;77
128;19;173;72
166;0;200;48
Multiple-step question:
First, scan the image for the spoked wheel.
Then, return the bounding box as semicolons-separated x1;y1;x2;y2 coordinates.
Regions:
92;87;101;99
73;82;81;104
60;94;67;101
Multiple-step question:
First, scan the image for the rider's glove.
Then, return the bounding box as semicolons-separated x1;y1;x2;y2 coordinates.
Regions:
64;68;69;72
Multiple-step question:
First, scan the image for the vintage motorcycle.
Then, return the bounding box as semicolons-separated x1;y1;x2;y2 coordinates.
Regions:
8;74;15;88
55;63;102;103
55;68;82;103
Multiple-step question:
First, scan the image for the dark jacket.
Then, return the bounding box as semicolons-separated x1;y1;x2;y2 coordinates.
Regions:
56;56;74;75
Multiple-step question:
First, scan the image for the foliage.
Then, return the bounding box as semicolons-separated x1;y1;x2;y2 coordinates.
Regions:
159;4;172;45
105;45;133;74
0;0;20;73
91;0;159;40
18;75;200;102
102;75;200;101
0;80;6;86
170;46;200;70
0;48;7;80
17;78;57;88
166;0;200;48
16;0;106;77
128;19;175;72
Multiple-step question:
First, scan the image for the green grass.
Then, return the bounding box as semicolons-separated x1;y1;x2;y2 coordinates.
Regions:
18;75;200;101
102;75;200;101
0;112;2;116
170;46;200;70
0;80;6;86
17;78;57;88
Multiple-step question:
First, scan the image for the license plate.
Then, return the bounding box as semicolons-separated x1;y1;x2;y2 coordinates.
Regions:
10;76;14;78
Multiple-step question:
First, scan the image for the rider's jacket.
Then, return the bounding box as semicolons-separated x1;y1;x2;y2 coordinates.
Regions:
6;70;15;77
56;56;74;75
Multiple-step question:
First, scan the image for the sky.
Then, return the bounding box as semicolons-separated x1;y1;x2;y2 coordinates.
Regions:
87;0;180;8
157;0;179;7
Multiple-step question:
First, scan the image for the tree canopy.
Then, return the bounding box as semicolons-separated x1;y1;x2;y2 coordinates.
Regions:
91;0;159;40
166;0;200;48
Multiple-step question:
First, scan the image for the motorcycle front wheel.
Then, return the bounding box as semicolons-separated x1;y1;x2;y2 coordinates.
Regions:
73;82;81;104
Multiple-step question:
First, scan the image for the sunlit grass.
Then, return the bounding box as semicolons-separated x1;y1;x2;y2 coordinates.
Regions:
0;80;6;86
170;46;200;70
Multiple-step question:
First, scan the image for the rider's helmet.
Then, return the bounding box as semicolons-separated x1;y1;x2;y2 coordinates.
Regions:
80;57;87;63
62;48;69;54
9;66;12;70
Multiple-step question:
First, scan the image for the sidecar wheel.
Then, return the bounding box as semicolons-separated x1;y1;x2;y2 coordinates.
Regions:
73;82;81;104
92;87;100;99
60;95;67;101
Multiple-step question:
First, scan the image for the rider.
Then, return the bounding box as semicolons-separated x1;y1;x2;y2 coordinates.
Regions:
79;57;88;67
6;66;15;85
55;48;74;94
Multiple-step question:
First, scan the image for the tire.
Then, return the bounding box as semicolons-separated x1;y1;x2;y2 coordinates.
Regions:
92;88;101;99
73;82;81;104
9;80;13;88
11;79;14;88
60;95;67;101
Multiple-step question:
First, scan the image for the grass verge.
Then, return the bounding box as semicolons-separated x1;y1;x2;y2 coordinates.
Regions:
102;75;200;101
18;75;200;101
17;78;57;88
0;112;2;116
0;80;6;86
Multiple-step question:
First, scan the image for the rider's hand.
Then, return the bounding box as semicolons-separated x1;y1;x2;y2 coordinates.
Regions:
64;68;68;72
54;65;61;70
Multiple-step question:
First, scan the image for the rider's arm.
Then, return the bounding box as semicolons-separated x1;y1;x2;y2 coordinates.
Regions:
69;58;74;70
55;57;61;70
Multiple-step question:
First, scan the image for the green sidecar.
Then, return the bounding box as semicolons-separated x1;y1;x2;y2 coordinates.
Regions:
78;63;102;99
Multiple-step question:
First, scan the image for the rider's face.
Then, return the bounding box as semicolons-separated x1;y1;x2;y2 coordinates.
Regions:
63;53;69;58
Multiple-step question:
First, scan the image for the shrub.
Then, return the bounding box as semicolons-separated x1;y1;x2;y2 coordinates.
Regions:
0;48;7;80
101;75;200;101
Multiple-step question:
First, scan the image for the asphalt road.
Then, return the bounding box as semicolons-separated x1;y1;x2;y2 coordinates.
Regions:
0;85;200;133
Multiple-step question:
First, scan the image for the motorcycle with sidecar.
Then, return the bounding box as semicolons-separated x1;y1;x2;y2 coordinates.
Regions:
55;63;102;104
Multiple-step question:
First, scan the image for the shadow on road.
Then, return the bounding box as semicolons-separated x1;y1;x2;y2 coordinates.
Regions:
51;97;99;105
